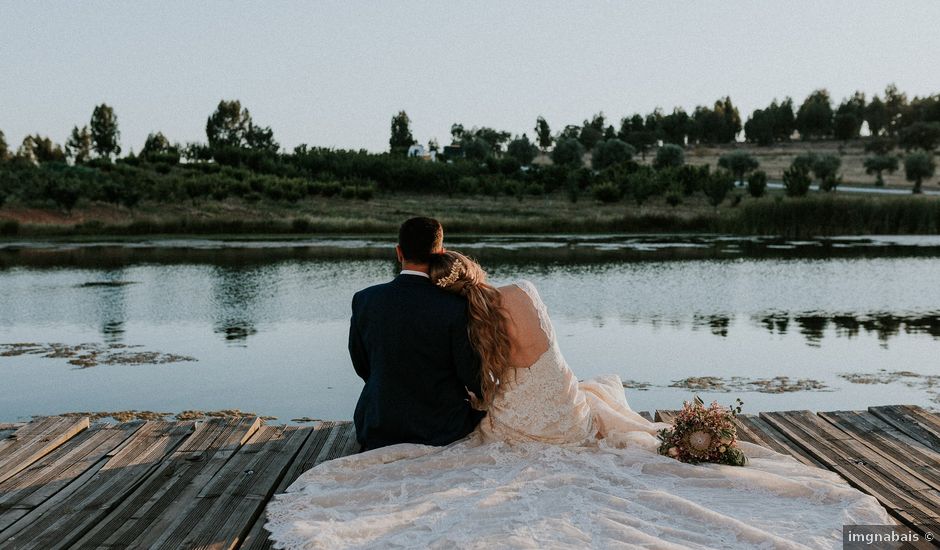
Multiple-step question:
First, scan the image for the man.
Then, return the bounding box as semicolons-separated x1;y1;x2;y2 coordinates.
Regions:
349;216;484;451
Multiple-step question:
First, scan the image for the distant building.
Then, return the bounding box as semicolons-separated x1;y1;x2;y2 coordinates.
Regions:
407;144;436;161
442;145;464;159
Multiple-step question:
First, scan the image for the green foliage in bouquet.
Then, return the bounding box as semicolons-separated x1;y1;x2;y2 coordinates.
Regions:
657;396;747;466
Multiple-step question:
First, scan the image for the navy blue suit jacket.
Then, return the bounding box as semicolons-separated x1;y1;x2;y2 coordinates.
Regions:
349;273;485;450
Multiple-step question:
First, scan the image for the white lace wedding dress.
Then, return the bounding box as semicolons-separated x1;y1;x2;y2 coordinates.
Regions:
264;280;892;549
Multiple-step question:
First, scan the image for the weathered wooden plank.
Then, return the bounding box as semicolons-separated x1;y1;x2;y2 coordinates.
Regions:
0;422;141;535
761;410;940;528
0;420;194;549
336;422;361;458
870;405;940;453
819;410;940;491
151;424;311;550
242;422;363;549
71;416;261;549
0;416;90;485
733;414;827;469
241;422;346;550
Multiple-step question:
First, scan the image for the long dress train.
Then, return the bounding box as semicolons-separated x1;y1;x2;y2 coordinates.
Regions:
264;280;892;549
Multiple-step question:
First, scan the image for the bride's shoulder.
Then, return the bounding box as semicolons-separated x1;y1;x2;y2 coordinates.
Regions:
497;279;542;302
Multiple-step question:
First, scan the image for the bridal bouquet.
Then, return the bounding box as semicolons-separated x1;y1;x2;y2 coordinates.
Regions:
657;396;747;466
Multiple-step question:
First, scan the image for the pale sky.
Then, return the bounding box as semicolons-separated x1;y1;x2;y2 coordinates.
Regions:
2;1;939;153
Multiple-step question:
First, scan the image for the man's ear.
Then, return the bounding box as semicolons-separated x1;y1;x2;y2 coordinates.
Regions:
395;245;404;264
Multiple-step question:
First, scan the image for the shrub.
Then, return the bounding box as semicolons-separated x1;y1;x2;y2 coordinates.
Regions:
677;164;710;196
456;176;480;195
703;169;734;207
904;152;936;194
626;167;660;205
813;154;842;192
792;153;817;173
591;181;622;203
321;181;343;197
782;162;812;197
653;144;684;169
717;151;759;185
592;139;635;170
291;218;313;233
524;182;545;196
665;185;682;207
551;138;585;167
747;170;768;198
355;185;375;201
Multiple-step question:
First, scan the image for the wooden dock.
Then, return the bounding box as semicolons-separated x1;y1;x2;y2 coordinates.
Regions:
0;404;937;548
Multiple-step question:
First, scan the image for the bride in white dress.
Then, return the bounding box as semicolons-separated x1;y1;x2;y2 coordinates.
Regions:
265;251;892;549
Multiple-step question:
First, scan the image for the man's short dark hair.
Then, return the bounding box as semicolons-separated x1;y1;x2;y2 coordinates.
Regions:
398;217;443;263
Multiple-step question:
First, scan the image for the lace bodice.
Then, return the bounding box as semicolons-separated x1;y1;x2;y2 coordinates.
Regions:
477;279;596;445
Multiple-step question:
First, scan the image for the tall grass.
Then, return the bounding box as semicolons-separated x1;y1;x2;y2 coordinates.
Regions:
4;195;940;238
728;195;940;236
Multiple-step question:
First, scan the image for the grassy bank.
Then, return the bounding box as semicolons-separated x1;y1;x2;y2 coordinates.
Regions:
2;191;940;239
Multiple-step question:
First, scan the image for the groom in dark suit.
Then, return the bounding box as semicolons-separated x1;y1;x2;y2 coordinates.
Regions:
349;217;484;451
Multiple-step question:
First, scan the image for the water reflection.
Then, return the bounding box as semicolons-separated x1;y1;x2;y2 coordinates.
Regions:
209;266;268;345
692;314;732;337
757;311;940;348
83;271;130;344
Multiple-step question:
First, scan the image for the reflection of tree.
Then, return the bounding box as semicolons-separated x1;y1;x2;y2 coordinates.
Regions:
89;271;129;344
693;314;732;337
759;312;789;335
861;315;901;349
795;315;828;347
209;265;269;345
755;310;940;348
831;315;860;339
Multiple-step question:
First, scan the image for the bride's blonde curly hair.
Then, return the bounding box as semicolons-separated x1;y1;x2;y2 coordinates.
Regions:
429;251;512;409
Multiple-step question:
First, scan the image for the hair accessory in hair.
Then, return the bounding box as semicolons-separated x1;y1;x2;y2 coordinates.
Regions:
435;258;464;288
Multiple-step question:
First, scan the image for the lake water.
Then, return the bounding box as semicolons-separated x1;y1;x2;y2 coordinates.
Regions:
1;234;939;423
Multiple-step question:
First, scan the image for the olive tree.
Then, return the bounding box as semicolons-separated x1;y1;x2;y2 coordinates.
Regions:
863;155;899;186
904;152;936;194
717;151;759;185
506;134;538;166
591;139;635;170
551;138;585;167
653;144;684;169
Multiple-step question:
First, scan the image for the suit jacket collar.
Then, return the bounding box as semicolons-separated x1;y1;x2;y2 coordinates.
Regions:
393;273;433;285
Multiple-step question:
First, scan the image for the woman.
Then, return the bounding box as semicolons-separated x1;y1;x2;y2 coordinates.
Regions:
265;252;892;549
428;251;662;450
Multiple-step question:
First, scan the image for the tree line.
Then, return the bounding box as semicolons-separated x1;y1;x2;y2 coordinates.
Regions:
0;84;938;215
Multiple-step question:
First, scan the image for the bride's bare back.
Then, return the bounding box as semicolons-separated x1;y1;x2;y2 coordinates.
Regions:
497;284;550;369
